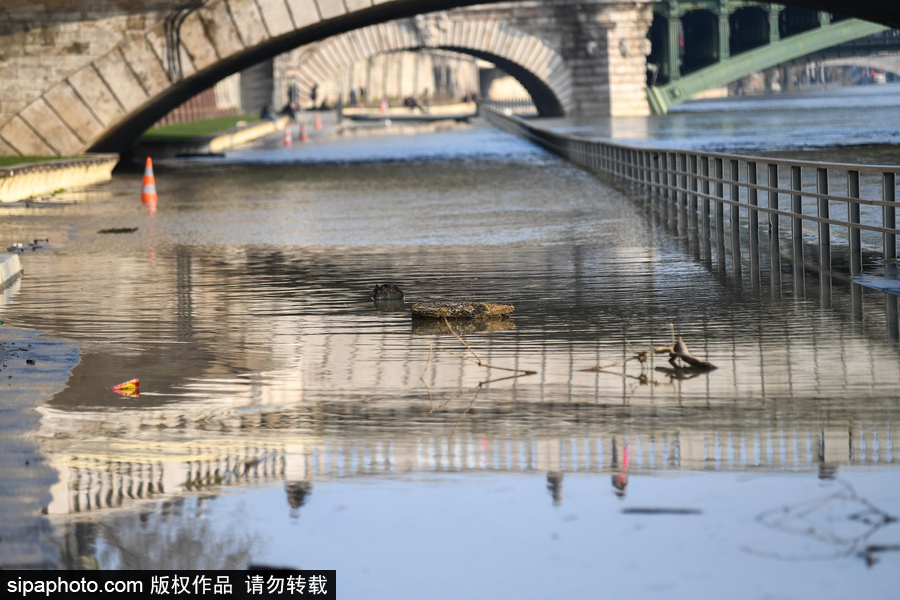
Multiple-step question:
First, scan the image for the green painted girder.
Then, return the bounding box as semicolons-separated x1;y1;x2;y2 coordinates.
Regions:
647;19;889;114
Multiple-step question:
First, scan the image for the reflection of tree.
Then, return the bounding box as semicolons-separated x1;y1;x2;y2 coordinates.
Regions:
53;496;263;570
751;479;898;566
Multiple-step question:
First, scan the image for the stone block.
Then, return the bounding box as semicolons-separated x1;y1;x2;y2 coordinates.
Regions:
285;0;321;28
344;0;372;12
44;82;104;144
345;30;367;60
94;50;147;111
180;12;219;71
144;27;169;69
20;99;84;156
315;0;346;21
68;66;125;127
198;3;245;59
0;116;55;156
0;136;17;157
120;35;170;96
229;0;269;47
484;23;503;55
464;20;482;51
257;0;294;37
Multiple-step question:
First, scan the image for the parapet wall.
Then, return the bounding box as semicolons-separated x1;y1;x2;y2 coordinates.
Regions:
0;155;119;203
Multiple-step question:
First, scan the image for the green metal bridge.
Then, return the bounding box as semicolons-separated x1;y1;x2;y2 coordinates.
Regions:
646;2;892;114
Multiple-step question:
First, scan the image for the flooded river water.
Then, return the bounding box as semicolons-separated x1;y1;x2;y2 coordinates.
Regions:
1;87;899;597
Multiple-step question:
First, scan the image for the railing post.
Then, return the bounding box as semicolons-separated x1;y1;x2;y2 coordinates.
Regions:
791;165;803;265
848;170;861;277
748;162;759;254
715;158;725;254
669;152;677;227
817;168;831;272
690;155;699;225
661;153;669;201
638;151;646;191
653;153;661;200
700;157;712;264
730;159;741;271
768;163;780;264
627;149;634;183
679;153;688;233
885;172;897;263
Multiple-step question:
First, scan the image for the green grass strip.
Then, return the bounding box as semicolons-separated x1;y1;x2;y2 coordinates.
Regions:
140;114;260;141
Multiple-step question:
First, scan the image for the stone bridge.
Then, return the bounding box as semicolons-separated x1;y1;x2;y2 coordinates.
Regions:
817;54;900;79
0;0;897;157
276;12;575;118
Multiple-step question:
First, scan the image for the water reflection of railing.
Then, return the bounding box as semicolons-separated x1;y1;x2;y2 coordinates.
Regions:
47;418;897;517
53;445;285;516
484;109;900;289
478;98;537;115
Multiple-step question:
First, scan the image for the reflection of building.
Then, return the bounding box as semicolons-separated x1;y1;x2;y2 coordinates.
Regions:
42;397;898;519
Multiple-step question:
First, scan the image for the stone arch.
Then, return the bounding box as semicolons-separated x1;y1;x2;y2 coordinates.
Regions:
0;0;571;157
281;16;570;118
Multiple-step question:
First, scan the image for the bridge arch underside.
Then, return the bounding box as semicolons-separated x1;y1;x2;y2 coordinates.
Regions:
289;42;567;120
0;2;570;157
279;17;571;118
98;19;567;154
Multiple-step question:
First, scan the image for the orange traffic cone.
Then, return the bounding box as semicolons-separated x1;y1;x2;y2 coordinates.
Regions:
314;112;322;130
283;127;292;146
299;120;309;142
140;157;157;203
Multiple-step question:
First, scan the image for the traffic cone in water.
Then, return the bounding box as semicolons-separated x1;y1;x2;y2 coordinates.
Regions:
140;157;157;203
283;127;292;146
314;111;322;130
299;120;309;142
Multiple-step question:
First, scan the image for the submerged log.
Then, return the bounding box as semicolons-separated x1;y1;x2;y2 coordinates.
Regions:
411;301;514;320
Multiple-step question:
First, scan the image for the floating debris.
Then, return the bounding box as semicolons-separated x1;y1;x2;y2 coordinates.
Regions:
582;324;717;374
371;283;404;301
110;378;139;397
371;284;406;312
98;227;138;234
622;508;702;515
6;238;49;252
412;301;514;320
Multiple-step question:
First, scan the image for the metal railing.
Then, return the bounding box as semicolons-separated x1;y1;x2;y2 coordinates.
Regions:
485;108;900;287
478;98;537;115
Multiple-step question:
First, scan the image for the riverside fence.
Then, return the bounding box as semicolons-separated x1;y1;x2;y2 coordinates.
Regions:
484;109;900;296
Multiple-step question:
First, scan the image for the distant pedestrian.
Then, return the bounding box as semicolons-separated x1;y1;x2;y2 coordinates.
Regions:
280;102;297;122
260;103;278;125
310;84;318;110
